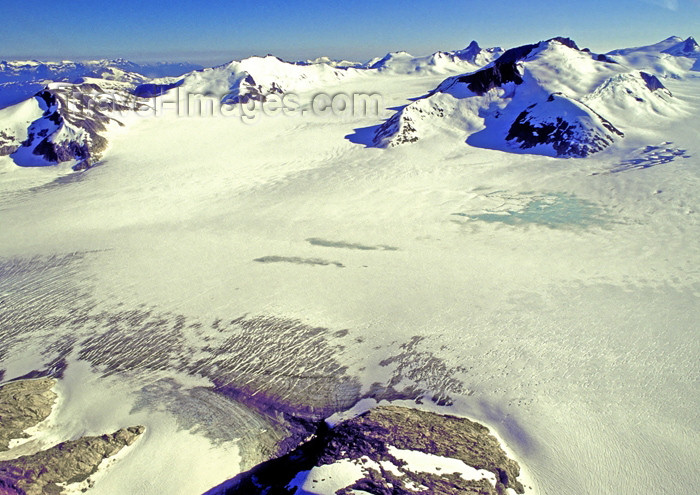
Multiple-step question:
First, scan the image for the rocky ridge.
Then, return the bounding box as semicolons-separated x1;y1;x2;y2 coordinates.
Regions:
0;426;144;495
0;378;57;452
0;378;144;495
211;405;526;495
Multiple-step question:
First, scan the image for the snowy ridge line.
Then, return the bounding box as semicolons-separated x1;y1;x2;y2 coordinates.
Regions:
1;34;696;171
363;35;688;157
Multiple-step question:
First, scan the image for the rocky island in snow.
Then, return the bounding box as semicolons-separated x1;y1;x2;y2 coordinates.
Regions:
0;378;144;495
209;405;527;495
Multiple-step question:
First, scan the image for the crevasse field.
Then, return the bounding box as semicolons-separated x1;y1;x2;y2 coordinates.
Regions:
1;44;699;494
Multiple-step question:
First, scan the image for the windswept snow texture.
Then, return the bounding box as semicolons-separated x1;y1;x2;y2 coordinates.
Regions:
0;36;699;495
369;37;684;157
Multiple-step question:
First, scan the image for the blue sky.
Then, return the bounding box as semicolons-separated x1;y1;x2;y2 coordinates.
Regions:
1;0;698;64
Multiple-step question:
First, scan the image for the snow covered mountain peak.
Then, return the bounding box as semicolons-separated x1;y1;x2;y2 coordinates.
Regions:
0;35;694;170
367;36;679;157
663;36;700;56
0;81;138;169
505;93;625;157
300;56;363;68
454;40;504;66
607;35;694;56
365;43;503;74
176;54;357;104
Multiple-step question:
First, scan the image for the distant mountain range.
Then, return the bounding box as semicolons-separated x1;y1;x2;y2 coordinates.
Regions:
0;36;697;169
0;59;204;83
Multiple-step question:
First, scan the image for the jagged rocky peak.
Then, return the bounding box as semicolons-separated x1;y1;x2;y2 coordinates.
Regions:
3;82;137;169
506;93;624;157
682;36;699;52
460;40;482;55
454;40;504;65
663;36;700;56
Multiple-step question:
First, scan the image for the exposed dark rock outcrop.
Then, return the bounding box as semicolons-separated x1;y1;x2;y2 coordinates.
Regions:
0;378;57;451
506;93;624;157
7;83;137;169
446;42;539;95
548;37;579;51
212;406;525;495
443;37;610;97
223;74;284;104
595;53;617;63
0;130;20;155
640;71;669;93
455;40;486;62
0;426;144;495
367;36;637;152
371;107;418;147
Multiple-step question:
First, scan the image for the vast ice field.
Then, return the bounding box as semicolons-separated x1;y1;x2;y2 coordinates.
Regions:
1;65;698;494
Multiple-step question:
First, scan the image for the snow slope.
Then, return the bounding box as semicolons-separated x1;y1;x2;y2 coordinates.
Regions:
607;35;700;75
0;36;698;495
369;37;681;157
0;44;503;170
175;44;501;105
177;55;357;104
0;82;142;169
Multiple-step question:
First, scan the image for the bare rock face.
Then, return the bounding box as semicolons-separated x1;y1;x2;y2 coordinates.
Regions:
213;405;525;495
328;406;524;494
0;378;57;452
222;73;284;104
0;130;21;155
0;426;145;495
6;82;138;169
505;93;624;157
